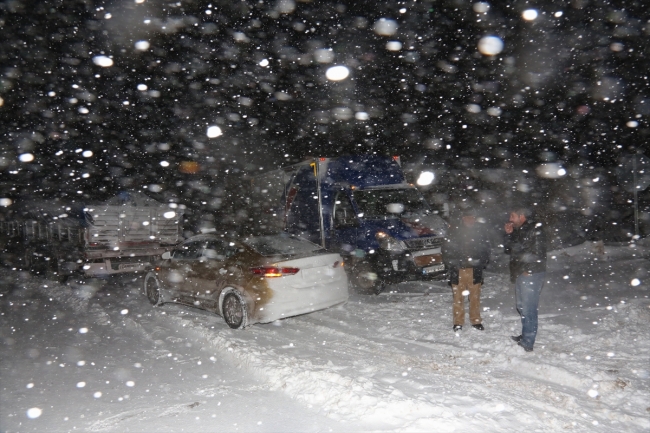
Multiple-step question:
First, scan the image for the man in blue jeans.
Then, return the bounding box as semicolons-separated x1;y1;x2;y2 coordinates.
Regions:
504;207;547;352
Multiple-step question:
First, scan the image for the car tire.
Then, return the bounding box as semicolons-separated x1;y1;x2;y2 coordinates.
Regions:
349;260;382;295
23;249;34;273
222;291;248;329
144;272;163;306
43;257;64;283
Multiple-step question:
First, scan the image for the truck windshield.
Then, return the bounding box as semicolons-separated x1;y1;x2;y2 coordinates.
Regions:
353;188;430;219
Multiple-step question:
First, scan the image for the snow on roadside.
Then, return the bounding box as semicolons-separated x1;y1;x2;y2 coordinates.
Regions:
2;275;350;433
161;313;463;431
5;241;649;432
134;243;648;430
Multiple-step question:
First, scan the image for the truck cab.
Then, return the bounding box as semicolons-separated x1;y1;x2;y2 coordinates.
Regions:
251;155;448;292
331;183;446;286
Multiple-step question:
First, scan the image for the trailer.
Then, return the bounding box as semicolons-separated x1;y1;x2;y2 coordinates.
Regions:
0;192;184;281
247;155;448;293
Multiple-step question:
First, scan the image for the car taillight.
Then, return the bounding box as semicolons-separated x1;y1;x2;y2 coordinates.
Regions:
250;267;300;278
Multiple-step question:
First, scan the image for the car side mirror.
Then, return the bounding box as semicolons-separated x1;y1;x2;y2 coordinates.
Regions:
162;251;171;260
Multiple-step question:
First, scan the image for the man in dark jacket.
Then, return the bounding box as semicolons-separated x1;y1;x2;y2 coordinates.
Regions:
442;207;491;332
504;207;547;352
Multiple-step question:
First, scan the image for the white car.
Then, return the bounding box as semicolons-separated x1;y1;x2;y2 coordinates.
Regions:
143;233;349;329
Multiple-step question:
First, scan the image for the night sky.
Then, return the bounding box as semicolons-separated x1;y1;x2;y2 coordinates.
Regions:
1;0;649;212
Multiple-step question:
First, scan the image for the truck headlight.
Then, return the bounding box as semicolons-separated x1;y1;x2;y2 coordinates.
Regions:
376;232;406;252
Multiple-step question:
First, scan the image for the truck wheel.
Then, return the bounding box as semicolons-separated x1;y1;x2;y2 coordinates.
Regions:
222;291;248;329
349;261;382;295
45;258;68;284
144;272;163;306
22;250;34;273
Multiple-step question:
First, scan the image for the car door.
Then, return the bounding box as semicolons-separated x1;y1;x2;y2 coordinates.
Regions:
191;239;234;309
194;239;242;310
161;240;204;304
331;190;359;256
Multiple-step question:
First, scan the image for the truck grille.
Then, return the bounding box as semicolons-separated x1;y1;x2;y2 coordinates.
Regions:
404;236;443;250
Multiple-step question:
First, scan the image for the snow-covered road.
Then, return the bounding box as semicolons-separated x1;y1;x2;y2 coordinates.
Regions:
1;241;649;432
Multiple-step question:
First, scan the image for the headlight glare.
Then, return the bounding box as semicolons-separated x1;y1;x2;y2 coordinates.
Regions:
376;232;406;252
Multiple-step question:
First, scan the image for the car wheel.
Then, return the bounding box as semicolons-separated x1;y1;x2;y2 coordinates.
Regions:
222;291;248;329
144;272;163;306
22;249;34;273
349;260;382;295
46;258;69;284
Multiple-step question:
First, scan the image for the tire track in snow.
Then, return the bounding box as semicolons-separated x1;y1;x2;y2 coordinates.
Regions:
88;401;205;432
154;313;471;431
102;283;637;432
276;315;606;426
31;275;649;432
142;304;597;431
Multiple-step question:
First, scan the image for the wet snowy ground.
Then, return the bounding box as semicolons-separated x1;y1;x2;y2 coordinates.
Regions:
1;241;649;432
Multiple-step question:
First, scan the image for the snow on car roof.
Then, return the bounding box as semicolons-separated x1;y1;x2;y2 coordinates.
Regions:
242;234;323;256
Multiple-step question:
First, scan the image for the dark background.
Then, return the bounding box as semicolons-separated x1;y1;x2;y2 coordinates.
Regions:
1;0;649;231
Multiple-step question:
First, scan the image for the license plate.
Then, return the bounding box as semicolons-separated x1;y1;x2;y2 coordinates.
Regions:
119;263;141;270
423;264;445;274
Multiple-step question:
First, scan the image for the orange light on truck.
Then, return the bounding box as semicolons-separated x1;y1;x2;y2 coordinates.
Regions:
179;161;200;174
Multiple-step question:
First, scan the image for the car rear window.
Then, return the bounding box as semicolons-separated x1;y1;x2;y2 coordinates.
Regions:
243;235;322;256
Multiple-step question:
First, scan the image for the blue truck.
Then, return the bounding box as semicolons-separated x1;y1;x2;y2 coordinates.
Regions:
248;155;448;293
